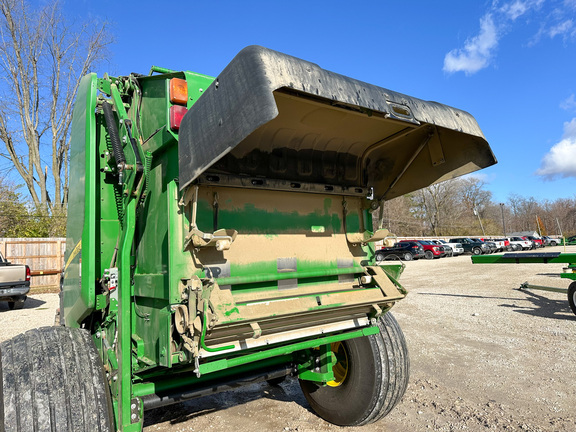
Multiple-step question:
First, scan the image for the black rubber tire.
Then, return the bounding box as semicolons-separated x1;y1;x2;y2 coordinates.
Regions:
424;250;434;260
568;282;576;316
375;252;384;262
0;326;114;431
7;296;25;310
551;241;557;246
299;312;409;426
402;252;413;261
472;247;482;255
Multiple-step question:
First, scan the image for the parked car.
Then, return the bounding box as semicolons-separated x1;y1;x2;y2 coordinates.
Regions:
375;241;425;262
432;240;453;257
0;251;31;310
525;236;544;248
520;236;537;249
486;238;506;252
508;236;532;250
439;239;464;256
491;238;516;251
542;236;562;246
471;238;497;253
406;239;446;259
449;238;489;255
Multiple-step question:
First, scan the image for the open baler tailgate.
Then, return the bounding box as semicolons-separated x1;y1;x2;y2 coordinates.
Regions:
171;46;497;358
178;45;496;201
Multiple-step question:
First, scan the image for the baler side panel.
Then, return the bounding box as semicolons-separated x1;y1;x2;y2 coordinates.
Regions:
63;73;99;326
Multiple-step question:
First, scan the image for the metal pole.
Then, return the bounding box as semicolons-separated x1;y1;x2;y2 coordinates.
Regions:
500;203;506;236
474;207;485;237
556;217;563;237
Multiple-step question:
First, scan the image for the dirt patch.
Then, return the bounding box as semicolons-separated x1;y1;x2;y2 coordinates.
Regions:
2;247;575;431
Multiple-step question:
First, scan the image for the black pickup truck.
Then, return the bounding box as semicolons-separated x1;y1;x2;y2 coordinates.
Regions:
375;241;425;261
449;238;489;255
0;251;30;309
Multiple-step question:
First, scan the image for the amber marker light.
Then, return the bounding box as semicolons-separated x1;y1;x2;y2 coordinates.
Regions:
169;78;188;105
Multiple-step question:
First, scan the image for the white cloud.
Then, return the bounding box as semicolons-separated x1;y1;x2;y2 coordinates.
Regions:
547;19;575;38
500;0;532;20
536;118;576;178
444;0;574;75
443;15;499;75
560;94;576;111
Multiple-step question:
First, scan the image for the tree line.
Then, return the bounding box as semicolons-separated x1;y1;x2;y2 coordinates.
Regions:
376;177;575;238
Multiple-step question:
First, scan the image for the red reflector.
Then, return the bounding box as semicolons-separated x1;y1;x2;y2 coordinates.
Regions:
170;105;188;131
169;78;188;105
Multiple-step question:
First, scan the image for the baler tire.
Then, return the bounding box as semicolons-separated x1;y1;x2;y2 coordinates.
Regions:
0;326;114;432
568;282;576;316
299;312;409;426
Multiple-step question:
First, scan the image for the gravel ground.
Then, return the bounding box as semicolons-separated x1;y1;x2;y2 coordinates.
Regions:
1;246;575;431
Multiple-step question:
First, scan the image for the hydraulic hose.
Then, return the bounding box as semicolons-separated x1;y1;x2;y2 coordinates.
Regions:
102;101;126;167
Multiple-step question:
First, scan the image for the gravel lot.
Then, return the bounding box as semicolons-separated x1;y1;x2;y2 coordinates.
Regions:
2;246;575;431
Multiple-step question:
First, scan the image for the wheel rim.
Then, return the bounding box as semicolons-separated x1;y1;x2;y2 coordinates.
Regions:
327;341;349;387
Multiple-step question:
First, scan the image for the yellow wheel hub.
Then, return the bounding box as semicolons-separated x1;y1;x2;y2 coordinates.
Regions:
326;341;349;387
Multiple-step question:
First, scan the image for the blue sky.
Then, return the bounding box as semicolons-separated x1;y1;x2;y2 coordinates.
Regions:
64;0;576;203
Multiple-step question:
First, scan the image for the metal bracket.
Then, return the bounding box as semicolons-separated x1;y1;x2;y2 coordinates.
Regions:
297;345;336;383
130;398;142;424
364;265;406;299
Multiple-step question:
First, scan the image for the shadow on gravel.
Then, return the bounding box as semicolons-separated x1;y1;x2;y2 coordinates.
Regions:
144;379;310;428
500;290;576;321
417;292;576;321
0;296;46;311
417;292;520;301
536;273;564;278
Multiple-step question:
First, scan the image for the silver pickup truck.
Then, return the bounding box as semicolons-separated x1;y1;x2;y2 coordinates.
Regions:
0;251;30;310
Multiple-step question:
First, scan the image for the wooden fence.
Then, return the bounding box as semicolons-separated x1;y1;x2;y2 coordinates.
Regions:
0;238;65;289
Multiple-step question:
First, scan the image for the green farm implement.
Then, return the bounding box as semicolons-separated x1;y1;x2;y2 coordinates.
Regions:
472;252;576;315
0;46;495;431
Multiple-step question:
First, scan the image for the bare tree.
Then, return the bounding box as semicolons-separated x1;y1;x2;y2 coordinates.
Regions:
0;0;111;214
411;181;461;236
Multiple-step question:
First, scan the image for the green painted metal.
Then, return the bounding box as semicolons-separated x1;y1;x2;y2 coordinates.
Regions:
199;326;379;375
519;283;568;293
149;65;177;75
62;73;98;326
297;343;336;383
133;325;378;398
118;198;138;429
133;354;292;398
215;266;365;286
